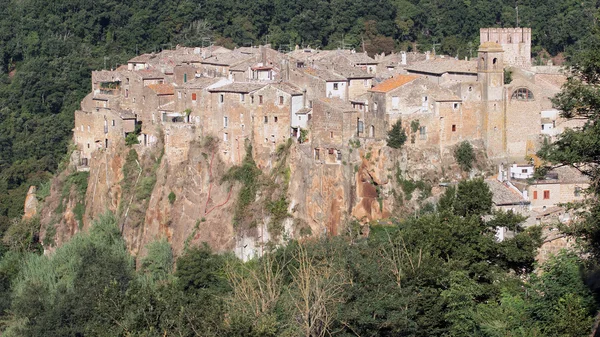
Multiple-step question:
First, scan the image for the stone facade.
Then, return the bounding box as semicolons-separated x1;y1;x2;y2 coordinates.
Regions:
480;28;532;69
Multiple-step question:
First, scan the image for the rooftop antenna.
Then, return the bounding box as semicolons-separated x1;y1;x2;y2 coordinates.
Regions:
432;41;440;56
467;42;474;59
516;2;519;27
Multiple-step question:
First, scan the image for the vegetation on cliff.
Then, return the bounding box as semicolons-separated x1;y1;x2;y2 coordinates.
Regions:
0;180;596;336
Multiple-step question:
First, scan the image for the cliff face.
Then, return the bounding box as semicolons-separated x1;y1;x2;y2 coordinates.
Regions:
40;135;458;260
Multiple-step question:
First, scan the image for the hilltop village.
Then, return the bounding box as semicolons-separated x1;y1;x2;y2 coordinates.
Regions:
64;27;588;259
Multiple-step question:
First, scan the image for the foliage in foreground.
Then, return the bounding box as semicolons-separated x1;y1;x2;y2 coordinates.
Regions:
0;179;595;336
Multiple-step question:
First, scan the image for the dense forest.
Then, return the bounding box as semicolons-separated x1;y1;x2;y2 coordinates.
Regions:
0;0;598;223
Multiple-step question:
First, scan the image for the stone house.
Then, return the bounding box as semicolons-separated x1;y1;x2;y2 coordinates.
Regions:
288;66;348;105
311;98;359;164
207;82;267;164
406;59;478;85
527;166;589;210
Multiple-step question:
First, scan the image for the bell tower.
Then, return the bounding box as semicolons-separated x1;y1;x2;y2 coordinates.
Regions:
478;41;506;159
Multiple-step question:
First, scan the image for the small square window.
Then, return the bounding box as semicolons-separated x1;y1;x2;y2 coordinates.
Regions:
521;169;528;174
333;83;339;90
453;103;459;110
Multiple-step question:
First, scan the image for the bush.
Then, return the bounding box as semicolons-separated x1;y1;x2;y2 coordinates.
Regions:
454;141;475;172
168;191;176;204
387;119;407;149
125;133;139;146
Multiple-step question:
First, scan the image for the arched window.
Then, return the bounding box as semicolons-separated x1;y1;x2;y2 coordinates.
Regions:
511;87;534;101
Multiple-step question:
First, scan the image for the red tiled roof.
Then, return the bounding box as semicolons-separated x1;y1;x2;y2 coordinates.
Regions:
370;75;420;93
148;83;174;95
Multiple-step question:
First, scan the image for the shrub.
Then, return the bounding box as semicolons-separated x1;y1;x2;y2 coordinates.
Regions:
454;141;475;172
387;119;407;149
125;133;139;146
168;191;176;204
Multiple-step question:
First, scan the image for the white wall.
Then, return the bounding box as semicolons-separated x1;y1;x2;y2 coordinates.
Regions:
326;81;347;100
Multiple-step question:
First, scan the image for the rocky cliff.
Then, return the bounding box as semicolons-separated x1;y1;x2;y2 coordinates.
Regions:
38;135;472;261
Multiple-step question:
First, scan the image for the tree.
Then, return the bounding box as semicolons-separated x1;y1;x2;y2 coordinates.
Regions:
539;31;600;258
387;119;407;149
454;141;475;172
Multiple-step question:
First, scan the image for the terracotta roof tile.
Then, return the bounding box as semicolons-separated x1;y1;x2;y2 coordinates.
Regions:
369;75;420;93
148;83;174;95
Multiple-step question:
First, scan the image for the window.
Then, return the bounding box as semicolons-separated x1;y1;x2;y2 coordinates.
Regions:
178;92;182;99
337;150;342;161
330;131;333;138
314;148;320;160
511;88;534;101
298;116;302;120
358;120;364;133
392;96;400;109
521;169;528;174
125;89;129;98
333;83;339;90
87;143;90;149
241;124;245;131
309;100;313;108
264;116;268;124
419;126;427;140
184;73;187;83
328;148;334;155
279;96;284;105
219;94;224;103
240;93;245;102
533;191;538;200
543;190;550;199
223;116;228;128
112;120;115;126
373;102;378;111
274;116;278;123
452;125;456;132
364;79;368;87
271;135;275;143
453;103;459;110
259;95;263;104
192;93;197;101
224;132;228;142
251;95;254;104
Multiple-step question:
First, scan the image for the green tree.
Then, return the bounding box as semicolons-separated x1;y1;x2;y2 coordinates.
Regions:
387;119;408;149
454;141;475;172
